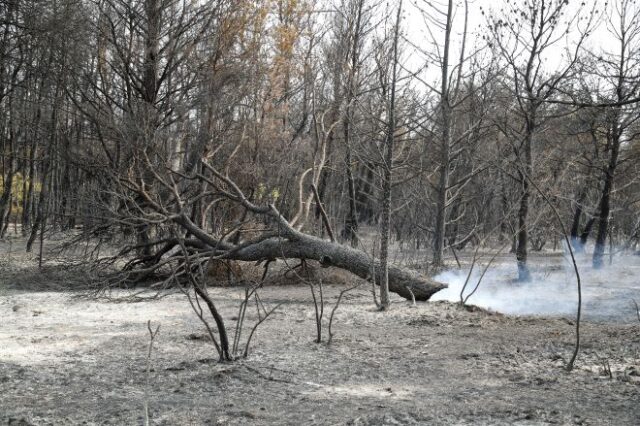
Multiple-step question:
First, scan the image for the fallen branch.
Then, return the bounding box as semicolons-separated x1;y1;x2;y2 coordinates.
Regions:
311;183;335;242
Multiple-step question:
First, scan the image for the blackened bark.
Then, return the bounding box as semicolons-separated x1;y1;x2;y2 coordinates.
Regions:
570;193;584;251
593;133;620;269
516;128;533;282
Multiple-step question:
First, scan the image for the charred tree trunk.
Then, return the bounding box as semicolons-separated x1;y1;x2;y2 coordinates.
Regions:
340;0;365;249
499;172;510;243
355;162;375;224
515;131;533;282
343;119;359;248
229;235;445;301
377;0;403;309
0;143;14;234
175;211;445;302
513;88;537;282
432;0;454;269
570;191;586;252
26;156;50;252
22;138;36;235
516;178;531;280
593;133;621;269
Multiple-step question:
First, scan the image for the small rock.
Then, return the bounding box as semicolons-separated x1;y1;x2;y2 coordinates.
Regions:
186;333;206;340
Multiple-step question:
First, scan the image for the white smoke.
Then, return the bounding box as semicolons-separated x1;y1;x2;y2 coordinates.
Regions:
430;249;640;323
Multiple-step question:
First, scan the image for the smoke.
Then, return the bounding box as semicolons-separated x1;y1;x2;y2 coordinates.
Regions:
430;249;640;323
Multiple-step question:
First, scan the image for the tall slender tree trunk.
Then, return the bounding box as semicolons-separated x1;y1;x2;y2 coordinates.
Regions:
0;134;15;234
132;0;162;259
516;175;531;281
26;152;51;252
433;124;450;267
580;217;596;247
342;0;365;248
499;172;510;243
593;131;621;269
570;190;587;252
344;142;359;247
22;138;36;235
379;0;402;310
355;162;375;223
593;25;627;269
432;0;454;269
516;119;534;282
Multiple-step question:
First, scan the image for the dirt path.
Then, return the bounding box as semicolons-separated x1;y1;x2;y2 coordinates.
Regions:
1;284;638;425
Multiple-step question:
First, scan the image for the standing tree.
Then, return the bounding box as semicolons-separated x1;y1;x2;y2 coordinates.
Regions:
378;0;403;309
587;0;640;268
488;0;594;281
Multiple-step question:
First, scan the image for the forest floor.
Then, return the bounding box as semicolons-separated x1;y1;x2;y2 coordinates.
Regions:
0;238;639;425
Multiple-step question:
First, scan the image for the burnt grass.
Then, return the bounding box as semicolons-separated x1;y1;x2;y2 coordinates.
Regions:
1;277;639;426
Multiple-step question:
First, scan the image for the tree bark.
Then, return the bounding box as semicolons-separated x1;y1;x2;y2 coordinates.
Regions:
593;132;620;269
516;169;531;281
515;104;534;282
341;0;365;249
175;215;446;301
0;146;14;234
377;0;404;309
570;191;585;252
433;0;454;269
229;234;446;301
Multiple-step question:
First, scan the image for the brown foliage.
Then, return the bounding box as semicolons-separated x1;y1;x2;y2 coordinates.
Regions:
205;259;244;286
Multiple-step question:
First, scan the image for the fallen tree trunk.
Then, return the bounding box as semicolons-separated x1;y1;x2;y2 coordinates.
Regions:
228;234;447;301
175;213;446;301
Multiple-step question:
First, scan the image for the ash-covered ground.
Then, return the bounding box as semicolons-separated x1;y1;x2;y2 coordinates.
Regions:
1;239;639;425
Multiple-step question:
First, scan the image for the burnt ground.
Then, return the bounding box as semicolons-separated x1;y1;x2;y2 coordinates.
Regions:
0;240;639;425
0;285;639;425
